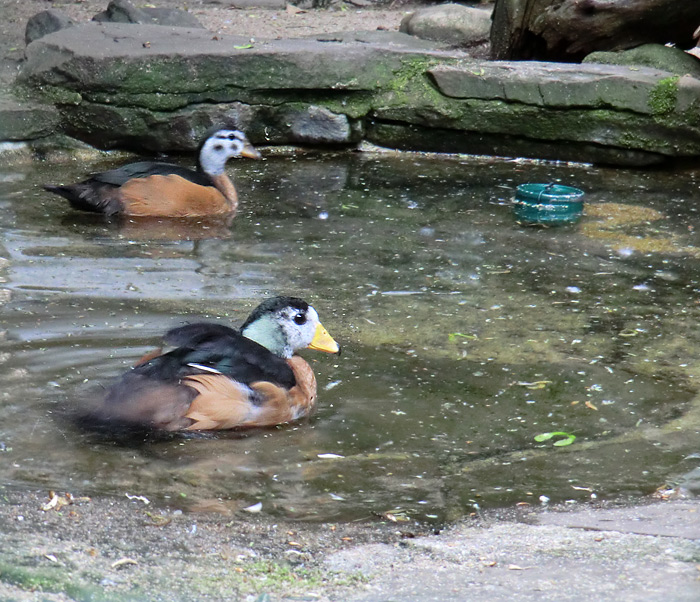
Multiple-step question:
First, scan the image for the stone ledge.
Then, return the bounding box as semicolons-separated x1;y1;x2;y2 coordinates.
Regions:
20;23;451;96
12;21;700;166
428;61;695;115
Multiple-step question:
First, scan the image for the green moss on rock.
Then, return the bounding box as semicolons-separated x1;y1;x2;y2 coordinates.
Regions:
649;76;680;115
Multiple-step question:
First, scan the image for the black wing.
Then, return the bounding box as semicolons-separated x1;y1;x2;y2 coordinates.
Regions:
90;161;214;188
163;322;240;347
133;323;296;389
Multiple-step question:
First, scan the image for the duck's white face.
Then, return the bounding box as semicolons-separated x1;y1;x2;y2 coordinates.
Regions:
243;301;340;359
277;305;323;353
199;129;261;175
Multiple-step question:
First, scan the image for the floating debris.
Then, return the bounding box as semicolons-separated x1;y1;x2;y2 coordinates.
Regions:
242;502;263;513
517;380;552;390
125;493;150;505
381;509;411;522
41;491;91;512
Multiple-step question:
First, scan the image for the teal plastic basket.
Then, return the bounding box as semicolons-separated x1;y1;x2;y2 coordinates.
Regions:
513;183;585;225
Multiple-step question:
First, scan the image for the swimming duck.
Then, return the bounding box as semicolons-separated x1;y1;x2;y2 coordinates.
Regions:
88;296;340;431
44;129;261;217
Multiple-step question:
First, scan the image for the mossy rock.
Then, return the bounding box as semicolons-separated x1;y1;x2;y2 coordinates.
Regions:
584;44;700;79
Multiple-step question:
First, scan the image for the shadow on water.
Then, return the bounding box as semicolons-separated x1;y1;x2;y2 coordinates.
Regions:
1;151;700;523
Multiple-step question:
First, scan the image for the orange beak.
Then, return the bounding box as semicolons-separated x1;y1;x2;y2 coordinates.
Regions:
240;142;262;160
308;323;340;355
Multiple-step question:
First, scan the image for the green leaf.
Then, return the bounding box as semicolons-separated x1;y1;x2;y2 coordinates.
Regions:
234;44;254;50
534;431;576;446
448;332;475;343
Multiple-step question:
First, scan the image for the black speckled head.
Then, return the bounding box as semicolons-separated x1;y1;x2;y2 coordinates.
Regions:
241;296;310;331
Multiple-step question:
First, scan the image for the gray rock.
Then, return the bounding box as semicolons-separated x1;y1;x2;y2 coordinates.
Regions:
286;105;352;144
0;93;60;142
584;43;700;79
25;9;76;45
93;0;204;29
400;3;491;47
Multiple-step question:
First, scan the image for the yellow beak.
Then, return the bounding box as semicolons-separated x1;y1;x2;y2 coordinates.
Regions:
240;142;262;160
308;322;340;355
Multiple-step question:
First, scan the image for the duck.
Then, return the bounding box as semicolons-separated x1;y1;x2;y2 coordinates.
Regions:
44;128;261;218
86;296;340;431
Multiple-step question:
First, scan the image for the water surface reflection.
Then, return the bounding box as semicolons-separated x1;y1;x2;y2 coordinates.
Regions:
1;152;699;522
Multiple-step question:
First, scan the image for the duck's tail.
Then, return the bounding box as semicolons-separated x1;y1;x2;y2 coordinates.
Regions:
44;183;119;215
43;184;75;201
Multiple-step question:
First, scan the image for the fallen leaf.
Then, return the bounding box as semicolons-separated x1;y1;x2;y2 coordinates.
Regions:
41;493;59;511
145;512;171;527
382;511;410;522
534;431;576;446
41;491;88;512
448;332;476;343
585;401;598;411
111;558;138;570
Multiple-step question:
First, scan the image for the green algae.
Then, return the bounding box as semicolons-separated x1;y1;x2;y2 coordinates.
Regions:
648;76;680;115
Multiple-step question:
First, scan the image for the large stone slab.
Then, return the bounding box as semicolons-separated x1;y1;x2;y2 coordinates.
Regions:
14;21;700;165
428;60;700;114
20;23;449;106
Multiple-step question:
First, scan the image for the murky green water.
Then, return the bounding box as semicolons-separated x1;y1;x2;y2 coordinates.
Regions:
1;150;700;522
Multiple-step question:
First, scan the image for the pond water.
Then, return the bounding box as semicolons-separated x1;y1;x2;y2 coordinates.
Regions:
1;150;700;523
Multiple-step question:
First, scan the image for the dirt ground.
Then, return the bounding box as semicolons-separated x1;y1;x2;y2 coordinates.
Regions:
1;488;699;602
0;0;414;84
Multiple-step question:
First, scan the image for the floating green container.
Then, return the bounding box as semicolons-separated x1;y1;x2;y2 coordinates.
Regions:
513;183;585;225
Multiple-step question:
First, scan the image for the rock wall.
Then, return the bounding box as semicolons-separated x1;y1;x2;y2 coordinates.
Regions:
10;22;700;166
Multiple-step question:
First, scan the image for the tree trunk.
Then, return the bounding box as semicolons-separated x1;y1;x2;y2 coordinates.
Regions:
491;0;700;62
